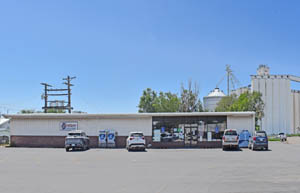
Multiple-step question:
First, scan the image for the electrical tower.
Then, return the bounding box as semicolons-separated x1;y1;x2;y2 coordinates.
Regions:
41;76;76;113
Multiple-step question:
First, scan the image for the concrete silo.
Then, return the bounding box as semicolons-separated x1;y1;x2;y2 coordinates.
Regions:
251;65;300;134
203;88;226;112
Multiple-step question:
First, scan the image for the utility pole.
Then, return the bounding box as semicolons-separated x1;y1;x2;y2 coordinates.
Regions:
63;76;76;113
41;76;75;114
41;83;52;113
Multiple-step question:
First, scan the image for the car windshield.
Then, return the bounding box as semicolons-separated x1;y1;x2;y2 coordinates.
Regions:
225;130;237;135
68;133;81;136
66;138;82;143
256;132;266;137
131;133;143;137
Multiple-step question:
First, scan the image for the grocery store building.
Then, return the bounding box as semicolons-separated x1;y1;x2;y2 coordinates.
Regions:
4;112;255;148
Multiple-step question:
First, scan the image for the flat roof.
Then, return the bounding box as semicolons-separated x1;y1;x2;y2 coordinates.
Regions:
4;112;255;119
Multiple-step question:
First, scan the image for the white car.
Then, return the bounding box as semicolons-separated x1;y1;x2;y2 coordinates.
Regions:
222;129;239;150
278;133;287;142
126;132;146;151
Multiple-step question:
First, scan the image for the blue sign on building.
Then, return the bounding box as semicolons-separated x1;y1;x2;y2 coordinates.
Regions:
215;126;219;133
99;134;106;140
108;133;114;140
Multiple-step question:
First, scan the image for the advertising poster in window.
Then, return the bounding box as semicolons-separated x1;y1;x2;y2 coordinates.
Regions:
153;129;161;142
207;132;212;141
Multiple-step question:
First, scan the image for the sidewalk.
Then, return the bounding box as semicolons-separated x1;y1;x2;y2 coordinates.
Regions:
287;136;300;144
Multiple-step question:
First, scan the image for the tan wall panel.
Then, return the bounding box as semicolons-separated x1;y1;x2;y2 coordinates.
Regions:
10;117;152;136
227;116;254;135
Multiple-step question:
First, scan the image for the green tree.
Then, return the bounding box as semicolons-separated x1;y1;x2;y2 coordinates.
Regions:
215;94;237;112
153;92;181;112
215;91;264;129
47;109;66;113
179;80;203;112
230;91;264;128
20;109;36;114
138;80;204;113
138;88;157;113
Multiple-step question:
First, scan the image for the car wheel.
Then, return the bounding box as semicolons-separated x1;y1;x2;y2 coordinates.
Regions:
265;146;268;151
222;146;226;151
66;148;69;152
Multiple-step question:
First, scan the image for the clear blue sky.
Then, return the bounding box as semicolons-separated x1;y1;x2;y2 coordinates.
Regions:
0;0;300;114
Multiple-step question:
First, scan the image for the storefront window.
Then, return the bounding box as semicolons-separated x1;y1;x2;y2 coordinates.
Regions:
152;117;184;143
206;117;226;141
152;116;227;143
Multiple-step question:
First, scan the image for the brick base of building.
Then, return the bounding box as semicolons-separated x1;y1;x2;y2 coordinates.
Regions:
10;136;222;148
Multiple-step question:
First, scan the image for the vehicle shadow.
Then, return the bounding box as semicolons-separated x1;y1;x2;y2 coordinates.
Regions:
128;149;148;152
222;148;243;152
66;149;90;152
252;149;272;152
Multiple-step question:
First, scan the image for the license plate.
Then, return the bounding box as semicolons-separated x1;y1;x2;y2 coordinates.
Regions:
72;144;75;147
259;138;264;141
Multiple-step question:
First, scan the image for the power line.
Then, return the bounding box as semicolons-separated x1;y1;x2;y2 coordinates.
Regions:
41;76;76;113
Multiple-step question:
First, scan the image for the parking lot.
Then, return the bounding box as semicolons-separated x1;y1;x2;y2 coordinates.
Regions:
0;142;300;193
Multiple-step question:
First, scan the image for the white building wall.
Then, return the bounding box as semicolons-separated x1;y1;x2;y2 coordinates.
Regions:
259;77;267;131
279;79;285;133
10;117;153;136
227;115;255;135
251;76;293;134
266;78;273;133
231;87;250;97
285;79;294;133
292;91;300;133
273;78;280;134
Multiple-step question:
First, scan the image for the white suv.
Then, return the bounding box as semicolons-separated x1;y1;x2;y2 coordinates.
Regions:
222;129;239;150
126;132;146;151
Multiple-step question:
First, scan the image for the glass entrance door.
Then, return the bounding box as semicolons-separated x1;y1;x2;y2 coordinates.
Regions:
184;126;198;147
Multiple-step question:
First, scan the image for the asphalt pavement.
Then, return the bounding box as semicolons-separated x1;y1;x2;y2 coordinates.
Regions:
0;142;300;193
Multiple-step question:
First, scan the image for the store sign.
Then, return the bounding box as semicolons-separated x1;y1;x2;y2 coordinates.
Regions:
60;121;78;131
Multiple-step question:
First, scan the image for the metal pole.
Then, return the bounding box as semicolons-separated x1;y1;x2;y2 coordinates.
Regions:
45;84;48;113
67;76;71;114
227;70;230;96
41;83;52;113
63;76;75;114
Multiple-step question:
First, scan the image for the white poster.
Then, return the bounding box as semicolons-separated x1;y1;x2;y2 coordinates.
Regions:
153;129;161;142
60;121;78;131
207;132;212;142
